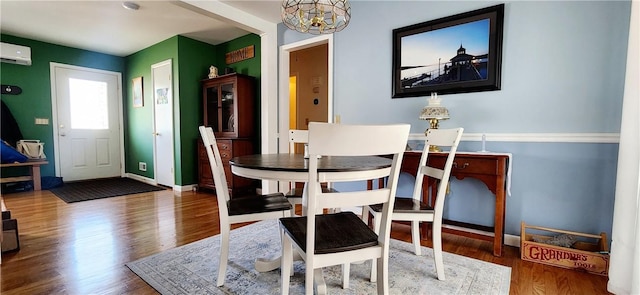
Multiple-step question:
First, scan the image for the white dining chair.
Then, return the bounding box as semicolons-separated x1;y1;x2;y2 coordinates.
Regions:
363;127;464;281
198;126;292;287
279;122;410;295
285;129;339;216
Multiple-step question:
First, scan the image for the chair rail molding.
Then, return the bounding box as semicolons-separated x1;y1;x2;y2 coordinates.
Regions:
409;133;620;144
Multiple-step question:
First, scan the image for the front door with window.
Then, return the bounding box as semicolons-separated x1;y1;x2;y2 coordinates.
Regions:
52;64;122;181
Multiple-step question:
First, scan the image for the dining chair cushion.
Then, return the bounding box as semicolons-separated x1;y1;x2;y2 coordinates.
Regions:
369;198;434;213
280;211;379;254
227;193;292;216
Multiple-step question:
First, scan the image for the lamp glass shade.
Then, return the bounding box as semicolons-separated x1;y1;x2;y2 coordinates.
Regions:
419;106;450;120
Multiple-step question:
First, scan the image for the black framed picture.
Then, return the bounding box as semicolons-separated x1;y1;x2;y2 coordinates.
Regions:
392;4;504;98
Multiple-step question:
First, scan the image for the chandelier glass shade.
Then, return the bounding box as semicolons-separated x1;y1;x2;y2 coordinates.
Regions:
281;0;351;35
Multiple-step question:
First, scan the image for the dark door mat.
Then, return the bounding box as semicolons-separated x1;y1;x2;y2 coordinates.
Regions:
50;177;167;203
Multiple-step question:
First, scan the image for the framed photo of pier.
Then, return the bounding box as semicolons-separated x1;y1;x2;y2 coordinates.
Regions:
392;4;504;98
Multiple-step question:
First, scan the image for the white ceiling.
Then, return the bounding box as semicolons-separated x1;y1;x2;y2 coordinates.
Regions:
0;1;283;57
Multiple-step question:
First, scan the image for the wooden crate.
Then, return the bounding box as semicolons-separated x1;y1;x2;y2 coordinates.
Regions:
520;221;609;276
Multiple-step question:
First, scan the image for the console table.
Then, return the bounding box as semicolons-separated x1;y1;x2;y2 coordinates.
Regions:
0;160;48;191
371;151;510;256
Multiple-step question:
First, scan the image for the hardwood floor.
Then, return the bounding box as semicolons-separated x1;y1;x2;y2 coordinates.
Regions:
1;189;609;294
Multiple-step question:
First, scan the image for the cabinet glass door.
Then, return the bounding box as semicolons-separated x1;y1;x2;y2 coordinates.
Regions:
205;85;219;132
221;83;234;133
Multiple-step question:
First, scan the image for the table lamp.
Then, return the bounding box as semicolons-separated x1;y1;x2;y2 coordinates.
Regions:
419;92;450;151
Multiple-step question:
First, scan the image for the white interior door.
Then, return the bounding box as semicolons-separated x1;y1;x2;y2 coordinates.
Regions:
152;59;174;187
51;63;123;181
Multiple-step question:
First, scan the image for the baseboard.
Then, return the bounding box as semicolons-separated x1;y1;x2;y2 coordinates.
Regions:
124;173;198;192
174;184;197;192
125;173;156;186
504;233;520;248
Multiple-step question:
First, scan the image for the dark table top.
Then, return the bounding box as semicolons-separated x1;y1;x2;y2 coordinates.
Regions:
229;154;392;172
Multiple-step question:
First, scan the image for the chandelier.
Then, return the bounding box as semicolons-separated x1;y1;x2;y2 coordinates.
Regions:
281;0;351;35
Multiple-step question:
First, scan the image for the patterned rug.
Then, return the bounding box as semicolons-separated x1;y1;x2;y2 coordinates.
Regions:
50;177;166;203
127;220;511;294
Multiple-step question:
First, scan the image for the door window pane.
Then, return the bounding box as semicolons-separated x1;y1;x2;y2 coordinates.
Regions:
69;78;108;129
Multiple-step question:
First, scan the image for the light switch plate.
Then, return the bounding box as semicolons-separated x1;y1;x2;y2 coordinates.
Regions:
35;118;49;125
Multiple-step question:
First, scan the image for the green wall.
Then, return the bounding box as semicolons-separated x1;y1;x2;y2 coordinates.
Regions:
175;36;218;185
0;34;125;177
124;36;179;181
1;33;260;187
215;34;261;79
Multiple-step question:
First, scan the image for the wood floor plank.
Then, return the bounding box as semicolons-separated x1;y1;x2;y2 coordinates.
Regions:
1;189;610;294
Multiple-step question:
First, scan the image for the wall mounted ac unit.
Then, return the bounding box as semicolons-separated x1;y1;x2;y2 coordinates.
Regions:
0;42;32;66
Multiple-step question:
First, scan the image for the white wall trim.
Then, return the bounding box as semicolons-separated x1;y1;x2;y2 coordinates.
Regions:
504;234;521;248
409;132;620;143
126;172;195;192
178;0;279;192
125;173;157;186
174;184;197;192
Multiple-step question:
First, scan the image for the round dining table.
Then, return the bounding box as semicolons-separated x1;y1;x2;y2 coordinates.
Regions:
229;153;393;294
230;153;392;184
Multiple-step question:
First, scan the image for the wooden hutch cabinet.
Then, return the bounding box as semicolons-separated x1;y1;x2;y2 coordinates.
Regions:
198;73;258;197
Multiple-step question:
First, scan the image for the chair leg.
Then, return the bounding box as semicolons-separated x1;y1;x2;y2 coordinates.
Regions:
370;212;382;282
217;223;231;287
376;255;389;294
305;265;315;295
432;223;446;281
411;220;422;256
342;263;350;289
281;234;293;295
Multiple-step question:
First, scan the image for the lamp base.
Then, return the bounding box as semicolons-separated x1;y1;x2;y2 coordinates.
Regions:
423;118;448;152
428;118;440;129
424;126;442;152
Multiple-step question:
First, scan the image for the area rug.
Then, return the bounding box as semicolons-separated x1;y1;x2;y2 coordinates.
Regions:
127;220;511;294
50;177;166;203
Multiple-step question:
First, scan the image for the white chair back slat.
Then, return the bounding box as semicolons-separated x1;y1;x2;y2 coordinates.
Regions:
308;124;409;157
316;189;391;209
289;129;309;153
422;166;444;180
199;126;231;216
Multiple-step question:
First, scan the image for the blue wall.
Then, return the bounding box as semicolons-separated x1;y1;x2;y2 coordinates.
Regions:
280;1;631;238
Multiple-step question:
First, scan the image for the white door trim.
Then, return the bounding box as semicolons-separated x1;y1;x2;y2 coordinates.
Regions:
49;62;125;178
278;34;334;154
277;35;334;193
